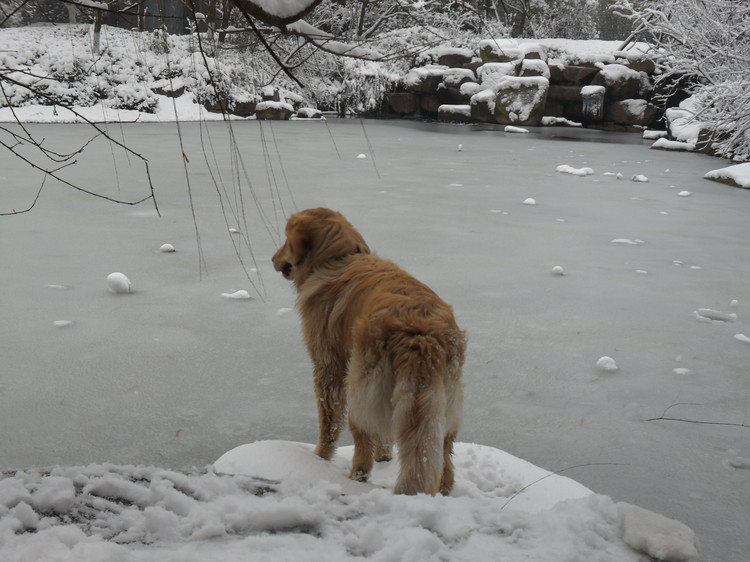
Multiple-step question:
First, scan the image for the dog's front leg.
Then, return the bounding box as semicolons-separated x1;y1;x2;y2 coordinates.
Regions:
313;364;346;460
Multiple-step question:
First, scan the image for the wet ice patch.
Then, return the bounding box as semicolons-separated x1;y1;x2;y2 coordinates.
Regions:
611;238;643;245
692;308;737;323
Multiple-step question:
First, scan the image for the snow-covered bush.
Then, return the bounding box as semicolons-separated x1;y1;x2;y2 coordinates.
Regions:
616;0;750;161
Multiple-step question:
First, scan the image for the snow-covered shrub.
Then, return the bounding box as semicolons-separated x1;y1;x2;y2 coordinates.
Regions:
616;0;750;161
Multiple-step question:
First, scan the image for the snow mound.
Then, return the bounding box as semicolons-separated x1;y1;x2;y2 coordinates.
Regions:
618;502;699;562
0;441;698;560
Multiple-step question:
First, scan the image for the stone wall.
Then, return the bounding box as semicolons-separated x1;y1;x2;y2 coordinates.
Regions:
383;42;660;131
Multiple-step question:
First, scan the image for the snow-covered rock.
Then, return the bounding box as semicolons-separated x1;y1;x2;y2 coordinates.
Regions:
494;76;549;126
704;162;750;189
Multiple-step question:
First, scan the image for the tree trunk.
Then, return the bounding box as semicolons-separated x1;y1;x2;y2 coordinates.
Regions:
67;4;77;23
218;0;232;43
93;9;102;55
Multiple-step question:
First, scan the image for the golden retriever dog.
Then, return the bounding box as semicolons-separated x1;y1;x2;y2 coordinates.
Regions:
272;208;465;495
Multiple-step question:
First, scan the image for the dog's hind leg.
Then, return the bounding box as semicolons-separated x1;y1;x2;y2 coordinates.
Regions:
440;431;457;495
313;364;347;460
391;335;448;495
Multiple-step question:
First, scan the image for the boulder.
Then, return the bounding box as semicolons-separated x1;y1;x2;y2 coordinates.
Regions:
460;81;484;99
470;89;497;123
478;39;523;63
549;64;598;84
438;104;472;122
547;85;583;103
605;99;657;126
437;84;470;106
478;62;518;89
592;64;651;101
436;47;474;68
261;85;281;102
519;42;547;61
296;107;323;119
494;76;549;126
519;59;550;79
420;94;441;115
442;68;476;89
614;50;657;74
255;101;294;120
152;77;185;98
232;99;257;117
404;65;447;94
384;92;418;115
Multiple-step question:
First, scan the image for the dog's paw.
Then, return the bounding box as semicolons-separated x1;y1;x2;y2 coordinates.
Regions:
349;468;369;483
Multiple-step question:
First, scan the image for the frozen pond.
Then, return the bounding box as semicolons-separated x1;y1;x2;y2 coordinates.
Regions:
1;119;748;560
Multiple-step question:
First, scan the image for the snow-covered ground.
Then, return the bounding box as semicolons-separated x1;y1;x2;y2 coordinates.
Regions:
1;119;748;561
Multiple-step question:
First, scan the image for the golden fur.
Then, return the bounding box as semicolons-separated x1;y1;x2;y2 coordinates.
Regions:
272;208;465;495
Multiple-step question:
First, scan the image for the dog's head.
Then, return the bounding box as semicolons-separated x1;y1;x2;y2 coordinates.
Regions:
272;208;369;286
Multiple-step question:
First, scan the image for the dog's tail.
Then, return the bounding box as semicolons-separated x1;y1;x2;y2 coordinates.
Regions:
391;333;449;495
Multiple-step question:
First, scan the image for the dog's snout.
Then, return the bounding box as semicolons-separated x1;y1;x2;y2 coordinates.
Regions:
281;262;293;278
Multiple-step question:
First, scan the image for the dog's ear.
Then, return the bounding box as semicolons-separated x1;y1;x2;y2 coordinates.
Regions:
284;214;314;266
289;208;370;267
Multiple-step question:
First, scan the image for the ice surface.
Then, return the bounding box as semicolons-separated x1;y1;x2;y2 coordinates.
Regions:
1;120;748;561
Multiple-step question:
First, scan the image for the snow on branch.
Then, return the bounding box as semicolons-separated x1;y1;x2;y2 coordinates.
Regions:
616;0;750;161
232;0;324;27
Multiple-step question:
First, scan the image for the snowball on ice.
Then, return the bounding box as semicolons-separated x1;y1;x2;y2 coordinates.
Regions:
523;197;537;205
677;191;692;197
556;165;594;176
106;272;131;294
631;174;648;182
596;356;618;372
159;243;176;253
504;125;529;134
734;334;750;344
357;153;367;159
52;320;73;328
551;266;565;276
221;290;251;300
